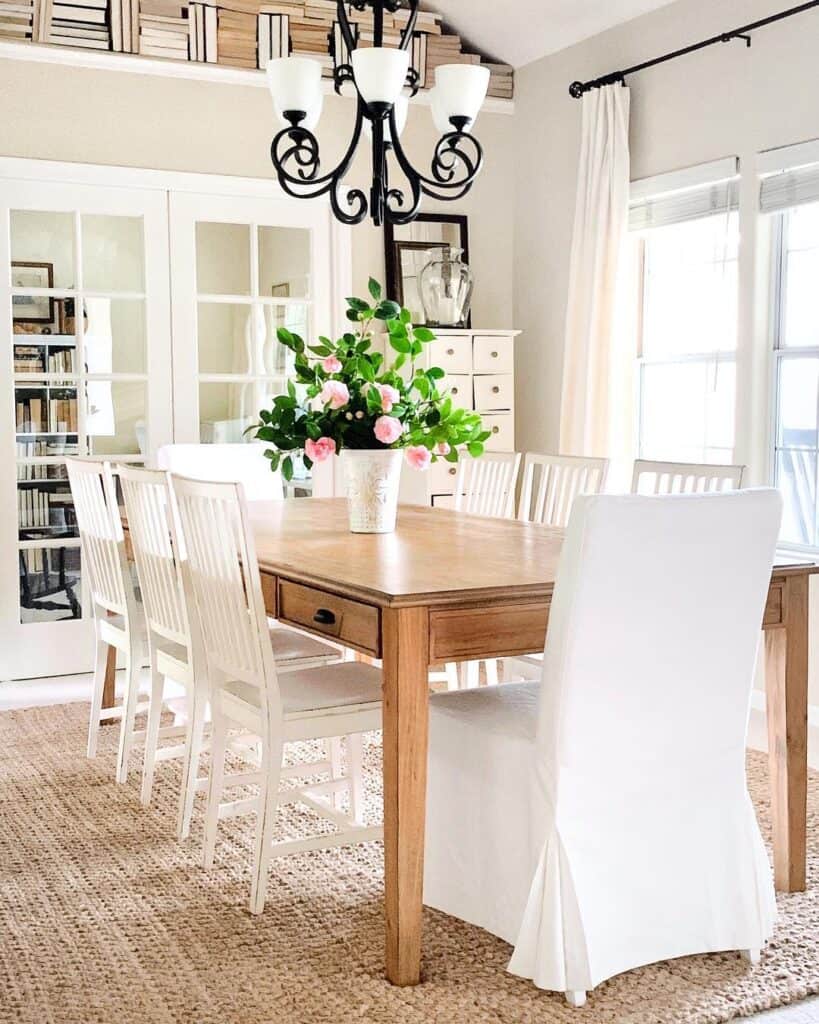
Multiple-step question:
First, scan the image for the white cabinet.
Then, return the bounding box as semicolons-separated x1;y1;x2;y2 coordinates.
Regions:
400;328;519;508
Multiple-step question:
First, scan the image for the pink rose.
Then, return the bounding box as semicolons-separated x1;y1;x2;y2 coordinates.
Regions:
376;383;401;413
374;415;403;445
436;441;451;456
405;445;432;471
322;355;342;374
304;436;336;463
319;379;349;410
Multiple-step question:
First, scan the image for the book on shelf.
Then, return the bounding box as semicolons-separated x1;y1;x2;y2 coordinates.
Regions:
410;30;426;88
189;1;217;61
257;10;287;67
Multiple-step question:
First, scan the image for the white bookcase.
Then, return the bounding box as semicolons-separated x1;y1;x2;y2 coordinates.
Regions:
399;328;519;508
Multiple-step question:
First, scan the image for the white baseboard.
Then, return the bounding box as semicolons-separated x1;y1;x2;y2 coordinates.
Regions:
748;690;819;770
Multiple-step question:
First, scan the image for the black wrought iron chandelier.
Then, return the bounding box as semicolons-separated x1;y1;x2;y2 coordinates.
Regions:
266;1;490;227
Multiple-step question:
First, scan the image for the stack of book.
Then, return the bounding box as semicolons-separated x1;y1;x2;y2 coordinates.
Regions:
49;395;78;433
0;0;36;39
46;348;75;373
14;345;45;374
47;0;111;49
189;0;217;60
217;0;258;68
139;0;190;59
17;441;49;480
16;396;46;433
486;62;514;99
18;487;53;530
426;32;480;77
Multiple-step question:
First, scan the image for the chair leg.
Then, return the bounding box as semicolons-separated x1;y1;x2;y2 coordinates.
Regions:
459;661;479;688
741;948;761;965
565;991;586;1008
484;659;499;686
140;661;164;806
328;736;344;809
249;736;283;916
116;645;141;785
177;685;207;841
445;662;460;691
203;707;228;870
87;630;108;759
347;733;366;825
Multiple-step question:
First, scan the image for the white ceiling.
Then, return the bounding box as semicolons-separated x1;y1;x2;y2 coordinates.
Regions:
425;0;680;69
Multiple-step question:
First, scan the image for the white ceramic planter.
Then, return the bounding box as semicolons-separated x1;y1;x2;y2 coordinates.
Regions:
340;448;403;534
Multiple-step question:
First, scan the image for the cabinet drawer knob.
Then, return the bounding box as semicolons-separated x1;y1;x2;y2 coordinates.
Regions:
313;608;336;626
448;467;457;476
451;386;459;395
492;426;500;434
492;386;500;394
491;350;499;358
446;348;455;356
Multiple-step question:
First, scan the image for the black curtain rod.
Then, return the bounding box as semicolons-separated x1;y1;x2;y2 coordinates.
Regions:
569;0;819;98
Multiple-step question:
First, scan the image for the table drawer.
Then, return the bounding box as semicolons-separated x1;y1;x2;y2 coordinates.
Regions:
429;335;472;374
277;580;381;657
430;602;549;661
473;336;514;374
444;373;473;409
482;414;514;451
474;373;513;411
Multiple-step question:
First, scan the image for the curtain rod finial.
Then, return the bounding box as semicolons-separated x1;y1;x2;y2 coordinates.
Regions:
569;81;585;99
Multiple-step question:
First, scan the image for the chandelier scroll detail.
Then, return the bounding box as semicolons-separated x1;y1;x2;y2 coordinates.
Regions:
266;0;490;227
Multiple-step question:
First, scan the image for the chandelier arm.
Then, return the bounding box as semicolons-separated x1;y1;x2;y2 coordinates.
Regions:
382;107;422;224
388;126;484;203
397;0;419;50
335;0;357;56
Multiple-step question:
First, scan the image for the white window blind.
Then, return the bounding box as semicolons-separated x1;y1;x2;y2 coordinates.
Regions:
760;164;819;214
629;157;739;232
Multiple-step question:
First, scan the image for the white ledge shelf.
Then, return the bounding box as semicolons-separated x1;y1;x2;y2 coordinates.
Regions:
0;40;515;115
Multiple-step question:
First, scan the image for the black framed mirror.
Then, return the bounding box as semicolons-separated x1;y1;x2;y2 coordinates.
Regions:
384;213;471;327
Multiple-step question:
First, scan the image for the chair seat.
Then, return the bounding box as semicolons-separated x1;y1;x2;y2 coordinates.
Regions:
269;627;339;665
424;682;541;945
224;662;383;719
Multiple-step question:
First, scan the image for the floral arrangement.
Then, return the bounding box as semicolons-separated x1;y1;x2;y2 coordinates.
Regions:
251;278;489;481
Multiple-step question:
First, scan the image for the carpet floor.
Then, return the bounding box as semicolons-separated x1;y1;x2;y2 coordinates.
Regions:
0;701;817;1024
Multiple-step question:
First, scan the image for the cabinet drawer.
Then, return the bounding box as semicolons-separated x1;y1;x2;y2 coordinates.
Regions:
473;336;514;374
444;374;473;410
474;374;513;411
429;335;472;374
429;458;461;493
277;580;380;657
482;414;514;451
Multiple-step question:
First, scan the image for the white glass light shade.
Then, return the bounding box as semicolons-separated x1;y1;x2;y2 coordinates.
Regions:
274;91;323;131
428;87;450;134
434;64;490;127
351;46;409;106
266;57;322;115
364;94;408;141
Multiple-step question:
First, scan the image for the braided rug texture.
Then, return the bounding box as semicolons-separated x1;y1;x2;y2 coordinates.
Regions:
0;701;817;1024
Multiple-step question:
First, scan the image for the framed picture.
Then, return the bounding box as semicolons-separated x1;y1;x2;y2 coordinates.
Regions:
272;282;290;298
11;262;55;324
384;214;471;327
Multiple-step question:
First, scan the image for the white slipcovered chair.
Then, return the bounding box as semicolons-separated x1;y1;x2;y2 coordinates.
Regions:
424;489;781;1004
156;443;283;502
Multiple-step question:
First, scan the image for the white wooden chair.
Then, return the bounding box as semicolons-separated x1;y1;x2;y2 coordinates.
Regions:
447;452;522;688
454;451;522;519
156;443;283;502
171;474;383;915
518;453;609;526
631;459;745;494
119;465;343;839
424;489;782;1005
65;458;147;783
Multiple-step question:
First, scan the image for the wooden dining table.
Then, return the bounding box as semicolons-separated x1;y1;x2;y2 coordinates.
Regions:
107;498;816;986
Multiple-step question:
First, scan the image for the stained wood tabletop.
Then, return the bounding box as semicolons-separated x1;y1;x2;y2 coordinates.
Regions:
248;498;565;608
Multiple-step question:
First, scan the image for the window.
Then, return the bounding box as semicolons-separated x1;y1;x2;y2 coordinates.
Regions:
771;201;819;547
632;211;739;464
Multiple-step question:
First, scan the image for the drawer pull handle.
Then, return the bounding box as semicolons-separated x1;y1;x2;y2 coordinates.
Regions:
491;350;499;358
449;467;457;476
452;387;459;394
446;348;455;356
313;608;336;626
492;386;500;394
492;426;500;434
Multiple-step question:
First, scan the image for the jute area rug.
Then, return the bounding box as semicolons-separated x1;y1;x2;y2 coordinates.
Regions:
0;702;817;1024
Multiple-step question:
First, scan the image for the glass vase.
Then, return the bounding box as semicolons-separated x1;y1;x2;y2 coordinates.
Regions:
419;246;474;328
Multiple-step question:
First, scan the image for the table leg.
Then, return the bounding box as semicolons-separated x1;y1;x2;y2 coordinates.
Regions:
381;605;430;987
101;643;117;721
764;573;809;892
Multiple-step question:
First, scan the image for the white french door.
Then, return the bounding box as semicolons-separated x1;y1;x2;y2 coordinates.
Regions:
0;179;172;678
169;192;334;458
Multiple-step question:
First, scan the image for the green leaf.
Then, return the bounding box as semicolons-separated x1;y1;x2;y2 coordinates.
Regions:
287;378;296;399
389;335;412;354
346;309;362;323
358;356;376;382
282;455;294;482
308;343;333;357
277;327;295;348
467;442;485;459
393;353;407;371
413;326;436;342
375;299;402;321
346;296;370;312
400;307;412;325
368;277;382;301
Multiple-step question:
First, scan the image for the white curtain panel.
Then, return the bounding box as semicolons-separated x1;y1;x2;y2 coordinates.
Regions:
559;85;631;459
424;489;781;995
